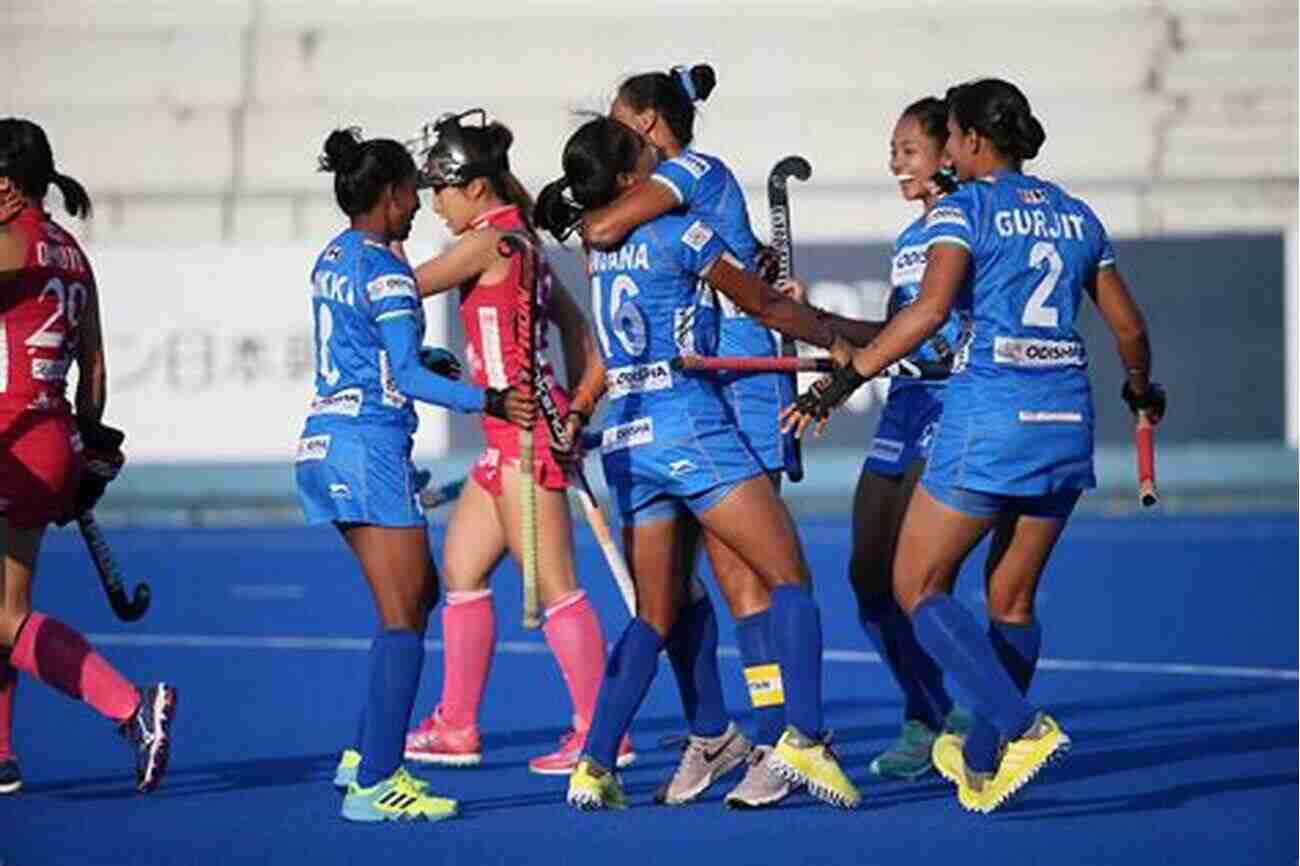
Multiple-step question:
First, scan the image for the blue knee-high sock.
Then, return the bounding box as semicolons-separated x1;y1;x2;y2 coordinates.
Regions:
735;609;785;745
910;595;1035;739
770;585;824;739
353;708;366;751
857;592;952;730
665;596;728;738
357;629;425;787
585;618;665;770
964;619;1043;772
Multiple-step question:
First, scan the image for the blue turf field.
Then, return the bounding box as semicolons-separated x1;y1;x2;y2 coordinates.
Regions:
1;513;1296;866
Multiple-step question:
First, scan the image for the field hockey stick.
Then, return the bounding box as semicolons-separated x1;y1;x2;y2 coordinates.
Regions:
672;354;952;379
77;512;150;622
767;156;812;482
499;233;542;629
1135;410;1158;507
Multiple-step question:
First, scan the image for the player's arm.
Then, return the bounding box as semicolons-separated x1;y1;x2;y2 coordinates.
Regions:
845;242;967;379
1088;263;1160;417
410;229;504;298
547;278;606;418
581;179;679;251
0;213;24;286
75;280;107;420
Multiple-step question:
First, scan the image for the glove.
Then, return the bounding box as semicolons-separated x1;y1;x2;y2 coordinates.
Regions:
1122;381;1166;422
534;178;583;243
418;346;462;380
63;417;125;523
754;244;782;285
484;386;536;428
793;364;868;421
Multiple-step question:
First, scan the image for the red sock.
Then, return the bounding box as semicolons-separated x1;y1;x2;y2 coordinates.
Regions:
542;591;607;730
9;613;140;723
438;591;495;730
0;662;15;760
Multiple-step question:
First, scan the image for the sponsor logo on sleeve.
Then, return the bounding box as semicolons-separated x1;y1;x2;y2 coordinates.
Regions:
925;205;970;231
671;153;711;180
296;434;331;462
993;336;1086;368
1018;411;1084;423
366;274;418;303
890;244;928;286
605;360;672;399
681;220;714;252
868;437;904;464
309;387;363;417
601;417;654;453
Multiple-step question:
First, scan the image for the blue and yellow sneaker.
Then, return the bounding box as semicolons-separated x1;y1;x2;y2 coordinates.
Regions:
769;727;861;809
979;713;1069;813
566;757;627;811
340;767;457;823
0;758;22;795
333;749;361;790
931;733;992;812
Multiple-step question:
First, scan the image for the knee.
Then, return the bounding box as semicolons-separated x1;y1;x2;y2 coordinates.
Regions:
985;583;1035;624
893;568;945;617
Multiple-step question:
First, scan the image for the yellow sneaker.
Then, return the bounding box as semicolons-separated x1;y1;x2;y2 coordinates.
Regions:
333;749;361;790
340;767;458;823
931;733;993;813
566;757;627;811
980;713;1070;813
769;727;861;809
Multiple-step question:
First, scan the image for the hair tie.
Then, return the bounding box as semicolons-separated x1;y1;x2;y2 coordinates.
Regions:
671;65;698;102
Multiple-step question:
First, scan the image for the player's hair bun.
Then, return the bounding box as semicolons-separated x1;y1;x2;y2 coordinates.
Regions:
946;78;1047;163
687;64;717;102
1007;111;1046;161
320;127;364;174
483;122;515;166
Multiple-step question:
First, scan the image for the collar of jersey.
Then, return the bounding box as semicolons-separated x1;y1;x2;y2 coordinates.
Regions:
977;169;1022;184
470;204;519;230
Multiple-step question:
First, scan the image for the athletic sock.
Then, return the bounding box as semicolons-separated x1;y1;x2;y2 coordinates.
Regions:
357;629;424;788
665;596;728;738
964;619;1043;772
770;585;824;739
910;595;1035;739
541;591;607;730
438;590;495;730
584;618;664;770
8;612;139;722
734;609;785;745
0;661;15;760
857;592;950;730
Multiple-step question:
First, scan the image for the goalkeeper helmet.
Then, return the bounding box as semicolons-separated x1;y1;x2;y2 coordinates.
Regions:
407;108;508;191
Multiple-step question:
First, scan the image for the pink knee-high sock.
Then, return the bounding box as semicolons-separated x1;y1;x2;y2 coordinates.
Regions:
0;662;16;760
542;591;607;730
9;613;139;723
438;591;495;730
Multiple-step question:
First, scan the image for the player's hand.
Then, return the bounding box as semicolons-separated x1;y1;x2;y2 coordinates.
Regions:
774;277;808;304
485;386;536;428
780;377;834;439
755;244;781;285
418;346;462;379
58;418;126;524
0;178;24;224
551;411;588;468
1122;381;1166;425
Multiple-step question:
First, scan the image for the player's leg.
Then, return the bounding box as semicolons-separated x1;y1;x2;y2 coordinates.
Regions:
695;477;860;808
405;472;506;766
570;510;684;810
0;516;22;793
341;523;456;822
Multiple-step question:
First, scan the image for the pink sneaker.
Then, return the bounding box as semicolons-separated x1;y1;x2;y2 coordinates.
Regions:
529;724;637;776
404;708;482;767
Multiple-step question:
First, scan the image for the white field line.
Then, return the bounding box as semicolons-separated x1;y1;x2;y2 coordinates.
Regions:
86;633;1298;682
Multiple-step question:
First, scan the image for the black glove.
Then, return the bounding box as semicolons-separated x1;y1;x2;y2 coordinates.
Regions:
484;386;514;422
1122;381;1166;421
793;364;868;421
61;417;125;524
754;244;782;285
534;178;583;244
418;346;462;379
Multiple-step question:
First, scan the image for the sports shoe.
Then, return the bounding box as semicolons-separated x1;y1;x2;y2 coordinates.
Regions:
528;722;637;775
868;719;938;780
341;767;458;823
769;726;861;809
567;756;627;810
119;683;177;793
724;745;795;809
931;733;992;812
653;721;752;805
404;708;482;767
334;750;431;792
0;758;21;795
977;712;1069;813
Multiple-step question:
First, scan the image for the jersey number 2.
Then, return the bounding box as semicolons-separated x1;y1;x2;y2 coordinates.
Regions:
1023;242;1063;328
317;304;341;386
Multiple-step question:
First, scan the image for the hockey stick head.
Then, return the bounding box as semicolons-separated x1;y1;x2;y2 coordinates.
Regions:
768;155;812;193
113;585;151;622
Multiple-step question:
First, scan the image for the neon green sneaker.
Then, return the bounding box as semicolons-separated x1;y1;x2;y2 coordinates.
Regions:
340;767;457;823
868;720;938;780
567;757;627;811
333;749;361;789
931;733;992;813
769;727;861;809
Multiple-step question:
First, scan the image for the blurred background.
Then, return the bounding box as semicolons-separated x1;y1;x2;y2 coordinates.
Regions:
2;0;1296;520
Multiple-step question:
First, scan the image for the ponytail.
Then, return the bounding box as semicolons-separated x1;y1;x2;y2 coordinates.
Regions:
50;171;92;219
0;118;94;219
